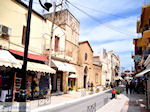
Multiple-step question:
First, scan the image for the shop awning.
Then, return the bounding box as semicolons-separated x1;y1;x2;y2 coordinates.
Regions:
9;49;48;62
69;74;78;78
64;63;76;72
135;68;150;77
52;60;76;72
0;50;22;68
18;60;56;74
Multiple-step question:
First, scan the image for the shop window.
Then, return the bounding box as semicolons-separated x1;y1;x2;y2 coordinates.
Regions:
85;53;88;61
22;26;26;45
54;36;60;52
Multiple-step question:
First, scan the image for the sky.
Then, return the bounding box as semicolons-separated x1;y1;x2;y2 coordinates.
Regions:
22;0;146;70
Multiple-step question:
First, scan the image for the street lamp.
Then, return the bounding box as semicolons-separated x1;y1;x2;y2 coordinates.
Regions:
39;0;52;11
19;0;52;111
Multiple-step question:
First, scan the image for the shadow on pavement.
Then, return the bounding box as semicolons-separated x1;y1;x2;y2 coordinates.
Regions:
122;92;150;112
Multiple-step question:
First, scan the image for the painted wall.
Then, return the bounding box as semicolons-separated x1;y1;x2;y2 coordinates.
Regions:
0;0;65;55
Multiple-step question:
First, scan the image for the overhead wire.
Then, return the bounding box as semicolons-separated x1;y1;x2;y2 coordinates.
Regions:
66;0;136;37
66;1;138;20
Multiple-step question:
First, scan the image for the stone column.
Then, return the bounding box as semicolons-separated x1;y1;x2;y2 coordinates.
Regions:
63;72;68;94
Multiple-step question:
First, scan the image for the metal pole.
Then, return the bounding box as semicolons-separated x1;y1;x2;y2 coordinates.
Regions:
21;0;33;102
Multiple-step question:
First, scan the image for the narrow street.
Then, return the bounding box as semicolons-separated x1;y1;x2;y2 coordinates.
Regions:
31;89;112;112
0;0;150;112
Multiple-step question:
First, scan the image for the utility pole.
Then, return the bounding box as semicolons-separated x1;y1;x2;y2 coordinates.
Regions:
48;2;63;66
48;2;56;66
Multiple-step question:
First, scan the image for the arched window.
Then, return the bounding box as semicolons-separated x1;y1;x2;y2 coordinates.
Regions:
85;53;88;61
84;66;88;75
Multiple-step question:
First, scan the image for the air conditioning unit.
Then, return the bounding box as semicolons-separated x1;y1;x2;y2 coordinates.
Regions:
0;25;12;36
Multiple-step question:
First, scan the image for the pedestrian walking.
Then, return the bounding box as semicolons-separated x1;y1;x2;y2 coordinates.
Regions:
129;81;133;94
125;80;129;94
111;88;116;99
91;82;94;91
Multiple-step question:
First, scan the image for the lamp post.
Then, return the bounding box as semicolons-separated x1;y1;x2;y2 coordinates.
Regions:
20;0;33;102
19;0;52;111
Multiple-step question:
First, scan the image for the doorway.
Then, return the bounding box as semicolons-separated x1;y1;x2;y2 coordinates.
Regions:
83;75;87;88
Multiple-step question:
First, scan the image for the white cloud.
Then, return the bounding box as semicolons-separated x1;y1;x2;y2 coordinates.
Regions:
92;40;134;53
119;54;134;68
80;16;137;42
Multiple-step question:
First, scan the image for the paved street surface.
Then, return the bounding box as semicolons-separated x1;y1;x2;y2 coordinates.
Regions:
97;92;150;112
31;89;112;112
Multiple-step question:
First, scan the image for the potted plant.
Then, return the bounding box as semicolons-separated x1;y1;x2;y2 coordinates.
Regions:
68;88;73;94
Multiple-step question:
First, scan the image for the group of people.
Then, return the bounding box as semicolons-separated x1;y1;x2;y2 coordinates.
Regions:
87;81;94;90
125;79;145;94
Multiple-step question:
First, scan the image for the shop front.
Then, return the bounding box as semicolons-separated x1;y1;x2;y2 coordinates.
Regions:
146;73;150;109
68;74;78;90
50;71;63;93
13;60;56;101
0;68;15;102
135;68;150;109
0;49;22;102
51;60;77;94
7;49;56;100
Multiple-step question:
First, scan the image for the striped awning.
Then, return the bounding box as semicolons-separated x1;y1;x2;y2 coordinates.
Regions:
18;60;56;74
0;50;21;68
52;60;76;72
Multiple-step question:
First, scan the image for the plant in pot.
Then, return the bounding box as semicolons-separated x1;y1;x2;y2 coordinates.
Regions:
69;88;73;92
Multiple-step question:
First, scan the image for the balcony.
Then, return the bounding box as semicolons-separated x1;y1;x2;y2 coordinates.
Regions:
143;30;150;39
52;50;65;59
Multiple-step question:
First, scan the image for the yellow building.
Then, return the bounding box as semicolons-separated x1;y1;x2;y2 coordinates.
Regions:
0;0;103;95
78;41;102;88
134;5;150;72
0;0;65;54
0;0;68;97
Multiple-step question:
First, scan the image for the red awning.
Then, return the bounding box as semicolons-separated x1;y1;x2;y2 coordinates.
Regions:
9;49;48;62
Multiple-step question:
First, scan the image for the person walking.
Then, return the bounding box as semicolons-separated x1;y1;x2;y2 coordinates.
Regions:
125;80;129;94
111;88;116;99
129;81;133;94
87;81;90;90
91;82;94;91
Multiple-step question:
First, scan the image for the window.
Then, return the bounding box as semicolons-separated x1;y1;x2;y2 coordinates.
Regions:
54;36;60;52
22;26;26;45
84;66;88;75
85;53;88;61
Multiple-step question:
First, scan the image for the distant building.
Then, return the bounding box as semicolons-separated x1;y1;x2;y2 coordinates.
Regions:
94;50;120;85
78;41;102;88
